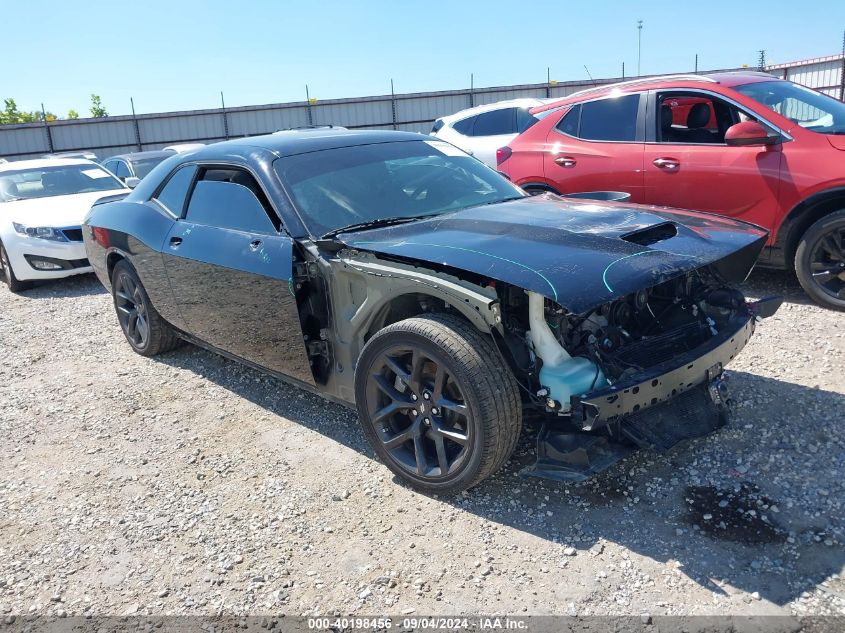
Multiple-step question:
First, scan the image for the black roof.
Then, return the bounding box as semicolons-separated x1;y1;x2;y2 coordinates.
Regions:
108;150;174;161
191;129;427;160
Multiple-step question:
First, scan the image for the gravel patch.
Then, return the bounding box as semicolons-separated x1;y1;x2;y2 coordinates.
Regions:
0;269;842;617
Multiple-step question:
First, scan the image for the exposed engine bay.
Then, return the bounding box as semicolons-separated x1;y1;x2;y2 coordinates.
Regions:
495;269;781;481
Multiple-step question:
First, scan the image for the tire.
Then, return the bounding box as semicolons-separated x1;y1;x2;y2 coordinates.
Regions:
794;209;845;311
0;241;29;293
354;313;522;494
111;260;181;356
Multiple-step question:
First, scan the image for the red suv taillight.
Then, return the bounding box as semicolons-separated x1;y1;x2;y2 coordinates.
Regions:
496;146;512;166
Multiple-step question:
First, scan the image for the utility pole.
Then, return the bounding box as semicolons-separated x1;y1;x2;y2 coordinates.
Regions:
694;54;699;73
637;20;643;76
758;49;766;71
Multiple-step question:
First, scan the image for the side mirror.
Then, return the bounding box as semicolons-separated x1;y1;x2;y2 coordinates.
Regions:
725;121;780;147
124;176;141;189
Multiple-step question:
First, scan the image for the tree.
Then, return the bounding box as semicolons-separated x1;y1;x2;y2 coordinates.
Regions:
0;98;57;124
90;94;108;118
67;109;79;119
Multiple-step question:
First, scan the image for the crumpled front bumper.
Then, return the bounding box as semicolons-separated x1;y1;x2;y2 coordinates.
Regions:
525;297;782;483
570;313;755;432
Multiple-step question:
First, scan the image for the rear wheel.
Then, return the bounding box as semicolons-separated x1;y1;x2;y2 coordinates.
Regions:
354;313;522;494
111;260;181;356
0;241;29;293
795;210;845;311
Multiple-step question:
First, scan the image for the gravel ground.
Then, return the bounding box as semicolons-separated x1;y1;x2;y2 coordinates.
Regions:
0;269;843;619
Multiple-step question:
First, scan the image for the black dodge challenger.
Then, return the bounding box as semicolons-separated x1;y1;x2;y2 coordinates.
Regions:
83;129;779;493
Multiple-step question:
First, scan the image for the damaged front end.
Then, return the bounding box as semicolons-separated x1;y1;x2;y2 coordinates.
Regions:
498;267;782;483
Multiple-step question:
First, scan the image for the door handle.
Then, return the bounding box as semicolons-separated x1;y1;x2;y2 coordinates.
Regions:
653;157;680;170
169;236;183;247
554;156;577;168
249;239;263;251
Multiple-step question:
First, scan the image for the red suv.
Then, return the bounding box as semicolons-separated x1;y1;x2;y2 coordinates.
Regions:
498;73;845;310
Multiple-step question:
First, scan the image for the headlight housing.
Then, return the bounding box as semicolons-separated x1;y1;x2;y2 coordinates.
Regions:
12;223;68;242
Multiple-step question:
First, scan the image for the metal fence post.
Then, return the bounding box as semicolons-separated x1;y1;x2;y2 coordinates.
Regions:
390;79;397;130
305;85;314;126
469;74;474;108
130;98;142;150
41;103;54;153
220;92;230;139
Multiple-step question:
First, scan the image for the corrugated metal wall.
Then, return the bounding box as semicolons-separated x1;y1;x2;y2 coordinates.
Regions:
768;54;844;99
2;56;842;162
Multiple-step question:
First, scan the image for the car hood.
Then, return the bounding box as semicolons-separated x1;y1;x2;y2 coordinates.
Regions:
338;196;768;314
1;190;127;228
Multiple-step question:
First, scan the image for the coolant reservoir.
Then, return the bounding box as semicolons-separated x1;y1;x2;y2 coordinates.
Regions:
539;357;607;412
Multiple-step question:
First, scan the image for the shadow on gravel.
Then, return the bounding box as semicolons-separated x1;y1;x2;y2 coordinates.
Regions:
14;273;107;299
158;333;845;608
740;267;815;308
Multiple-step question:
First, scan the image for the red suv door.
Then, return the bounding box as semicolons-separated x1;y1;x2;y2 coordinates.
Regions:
642;89;782;231
542;94;647;201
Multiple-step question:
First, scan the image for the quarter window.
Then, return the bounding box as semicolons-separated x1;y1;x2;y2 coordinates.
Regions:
555;105;581;136
153;165;197;216
451;116;475;136
185;168;276;234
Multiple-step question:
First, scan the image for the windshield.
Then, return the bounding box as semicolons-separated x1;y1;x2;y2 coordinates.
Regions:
735;80;845;135
132;156;169;179
0;164;125;202
274;139;524;236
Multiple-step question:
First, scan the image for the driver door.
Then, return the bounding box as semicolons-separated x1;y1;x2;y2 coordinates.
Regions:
160;164;315;385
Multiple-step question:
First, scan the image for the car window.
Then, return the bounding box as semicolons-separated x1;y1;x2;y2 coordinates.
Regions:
102;160;117;174
185;168;276;234
0;164;124;202
451;116;475;136
735;80;845;135
656;91;756;144
516;107;539;132
578;95;640;141
472;108;516;136
132;156;169;179
554;105;581;136
114;161;131;179
153;165;197;216
274;139;524;237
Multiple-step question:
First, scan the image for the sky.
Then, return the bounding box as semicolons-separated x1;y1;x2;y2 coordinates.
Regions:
3;0;844;117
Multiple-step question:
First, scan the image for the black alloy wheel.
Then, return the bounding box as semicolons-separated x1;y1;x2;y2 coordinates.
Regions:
365;345;472;480
114;270;150;349
795;210;845;311
355;313;522;494
110;260;181;356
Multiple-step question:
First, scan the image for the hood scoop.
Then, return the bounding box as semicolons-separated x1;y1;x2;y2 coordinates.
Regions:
621;221;678;246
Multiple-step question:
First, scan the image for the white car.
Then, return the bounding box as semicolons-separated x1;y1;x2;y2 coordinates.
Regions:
430;98;548;168
0;159;128;292
162;143;206;153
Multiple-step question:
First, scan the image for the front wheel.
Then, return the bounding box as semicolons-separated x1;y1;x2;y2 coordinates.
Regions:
111;260;182;356
795;210;845;311
0;241;29;293
354;313;522;494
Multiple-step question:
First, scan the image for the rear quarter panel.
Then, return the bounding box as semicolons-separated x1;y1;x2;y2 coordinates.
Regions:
83;200;184;329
